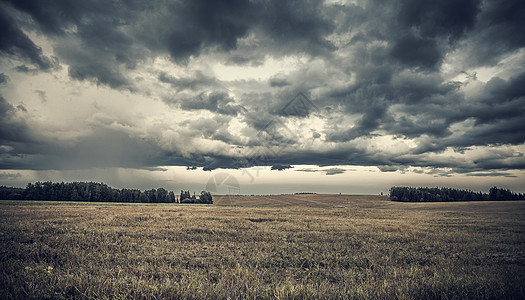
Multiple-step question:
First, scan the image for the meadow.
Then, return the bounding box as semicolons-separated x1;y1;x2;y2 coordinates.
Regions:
1;194;524;299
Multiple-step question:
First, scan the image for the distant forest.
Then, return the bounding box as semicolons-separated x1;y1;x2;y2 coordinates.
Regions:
0;181;212;204
390;186;524;202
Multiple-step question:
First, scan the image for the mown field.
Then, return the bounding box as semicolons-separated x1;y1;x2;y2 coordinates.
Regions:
1;194;524;299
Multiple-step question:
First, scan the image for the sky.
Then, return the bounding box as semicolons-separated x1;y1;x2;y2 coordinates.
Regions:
0;0;524;195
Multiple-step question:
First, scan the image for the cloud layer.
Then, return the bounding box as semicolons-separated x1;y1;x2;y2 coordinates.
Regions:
0;0;524;180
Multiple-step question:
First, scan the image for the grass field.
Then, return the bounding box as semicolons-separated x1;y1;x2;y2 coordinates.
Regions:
1;195;524;299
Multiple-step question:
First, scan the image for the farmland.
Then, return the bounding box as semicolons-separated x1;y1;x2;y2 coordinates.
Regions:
1;194;524;299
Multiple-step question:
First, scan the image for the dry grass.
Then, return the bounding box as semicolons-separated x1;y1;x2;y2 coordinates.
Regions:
1;195;524;299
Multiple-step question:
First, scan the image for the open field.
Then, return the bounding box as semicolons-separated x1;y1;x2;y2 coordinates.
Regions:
1;195;524;299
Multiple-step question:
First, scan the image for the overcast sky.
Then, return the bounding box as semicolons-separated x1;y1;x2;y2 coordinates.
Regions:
1;0;524;195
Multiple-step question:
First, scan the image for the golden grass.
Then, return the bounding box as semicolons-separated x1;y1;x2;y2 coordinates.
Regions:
1;195;524;299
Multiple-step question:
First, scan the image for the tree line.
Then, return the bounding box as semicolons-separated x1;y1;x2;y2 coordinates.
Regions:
389;186;524;202
0;181;212;204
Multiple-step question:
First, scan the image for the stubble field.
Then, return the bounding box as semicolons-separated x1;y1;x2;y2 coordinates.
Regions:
1;194;524;299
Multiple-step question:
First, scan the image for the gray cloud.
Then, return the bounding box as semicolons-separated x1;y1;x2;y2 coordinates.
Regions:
34;90;47;102
466;172;517;178
269;74;291;88
0;171;21;180
325;168;346;175
159;71;218;92
0;73;7;84
0;123;182;171
177;92;246;116
295;167;347;176
271;164;292;171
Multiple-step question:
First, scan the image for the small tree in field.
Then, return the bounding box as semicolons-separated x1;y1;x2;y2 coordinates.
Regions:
199;191;213;204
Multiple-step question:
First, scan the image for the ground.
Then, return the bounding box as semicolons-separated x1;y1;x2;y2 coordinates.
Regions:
1;194;524;299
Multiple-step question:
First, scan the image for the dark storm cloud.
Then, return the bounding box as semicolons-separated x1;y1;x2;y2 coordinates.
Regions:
481;0;525;48
397;0;480;40
377;165;405;173
326;107;387;142
391;72;458;105
0;95;31;144
2;0;101;35
0;0;524;176
178;92;246;116
53;15;142;89
176;154;238;172
295;167;346;175
323;0;522;148
405;71;525;153
0;0;335;90
271;164;292;171
156;0;254;60
255;0;335;55
390;33;442;70
479;72;525;107
465;0;525;66
0;6;57;71
1;0;146;88
148;0;334;60
271;146;386;169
